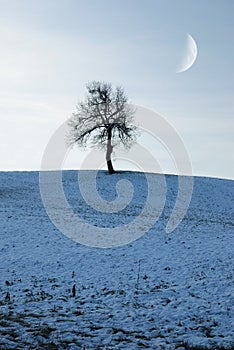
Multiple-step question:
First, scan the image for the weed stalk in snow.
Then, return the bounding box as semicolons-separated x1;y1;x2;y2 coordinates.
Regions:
133;259;142;307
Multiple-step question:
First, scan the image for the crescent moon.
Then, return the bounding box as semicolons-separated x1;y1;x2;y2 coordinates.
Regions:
177;33;198;73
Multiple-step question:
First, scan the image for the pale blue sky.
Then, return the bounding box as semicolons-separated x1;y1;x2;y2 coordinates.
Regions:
0;0;233;179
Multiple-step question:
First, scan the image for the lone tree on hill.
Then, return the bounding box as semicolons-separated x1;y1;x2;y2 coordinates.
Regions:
67;81;137;174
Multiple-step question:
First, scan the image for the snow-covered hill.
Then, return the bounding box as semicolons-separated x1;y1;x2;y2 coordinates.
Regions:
0;170;233;349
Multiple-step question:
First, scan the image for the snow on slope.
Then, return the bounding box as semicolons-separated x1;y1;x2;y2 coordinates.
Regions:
0;170;233;349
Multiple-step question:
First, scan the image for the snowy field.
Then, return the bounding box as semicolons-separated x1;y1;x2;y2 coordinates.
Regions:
0;170;233;349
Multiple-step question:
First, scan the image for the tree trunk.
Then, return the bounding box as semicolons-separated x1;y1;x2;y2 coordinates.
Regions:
106;127;115;174
107;159;115;174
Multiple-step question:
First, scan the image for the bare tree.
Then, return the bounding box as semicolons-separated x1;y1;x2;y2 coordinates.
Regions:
67;81;137;174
